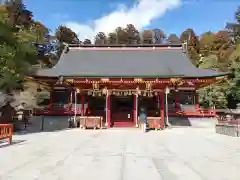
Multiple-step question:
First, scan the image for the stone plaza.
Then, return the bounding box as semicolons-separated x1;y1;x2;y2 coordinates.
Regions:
0;127;240;180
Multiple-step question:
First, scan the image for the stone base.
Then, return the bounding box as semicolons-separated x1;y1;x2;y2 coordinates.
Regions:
216;124;240;137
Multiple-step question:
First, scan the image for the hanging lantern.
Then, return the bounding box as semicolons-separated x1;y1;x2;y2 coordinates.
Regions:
59;76;63;84
165;86;170;94
154;91;158;96
102;87;108;95
143;91;147;96
87;91;91;95
76;88;80;94
92;92;95;97
124;91;128;96
136;86;141;95
174;85;179;92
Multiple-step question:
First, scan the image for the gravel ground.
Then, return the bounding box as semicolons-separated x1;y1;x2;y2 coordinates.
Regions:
0;127;240;180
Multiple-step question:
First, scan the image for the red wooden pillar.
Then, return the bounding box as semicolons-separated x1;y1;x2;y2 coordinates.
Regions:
156;94;160;128
81;94;85;115
106;93;111;128
175;91;180;111
133;94;138;127
49;90;53;112
108;94;111;128
160;91;165;129
195;91;200;110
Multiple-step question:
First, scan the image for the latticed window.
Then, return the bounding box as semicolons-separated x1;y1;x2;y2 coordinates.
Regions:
52;90;70;109
178;90;195;105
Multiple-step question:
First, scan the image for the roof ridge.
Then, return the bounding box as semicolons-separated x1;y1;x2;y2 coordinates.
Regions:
68;47;183;51
68;43;183;48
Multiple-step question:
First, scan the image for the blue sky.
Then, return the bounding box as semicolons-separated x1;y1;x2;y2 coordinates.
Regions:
23;0;239;40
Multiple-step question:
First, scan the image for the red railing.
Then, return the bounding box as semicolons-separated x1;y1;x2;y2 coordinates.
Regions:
0;124;13;145
169;108;216;117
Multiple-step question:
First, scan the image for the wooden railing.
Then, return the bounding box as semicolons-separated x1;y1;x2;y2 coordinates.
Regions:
0;124;13;144
79;116;103;129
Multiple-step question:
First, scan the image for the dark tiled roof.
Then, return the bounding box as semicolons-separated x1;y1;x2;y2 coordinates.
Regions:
35;46;229;78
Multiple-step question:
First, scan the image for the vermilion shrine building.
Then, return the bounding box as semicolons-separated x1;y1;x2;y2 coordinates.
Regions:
30;44;229;129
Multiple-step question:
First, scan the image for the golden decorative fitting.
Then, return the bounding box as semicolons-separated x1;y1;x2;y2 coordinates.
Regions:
101;78;109;82
66;79;74;84
145;82;152;90
187;81;194;86
134;78;143;83
92;82;99;89
170;78;184;86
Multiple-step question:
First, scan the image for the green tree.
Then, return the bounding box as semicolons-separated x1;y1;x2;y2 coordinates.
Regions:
55;25;79;44
199;32;215;56
83;39;92;45
107;32;117;44
226;7;240;44
5;0;32;28
124;24;140;44
141;30;153;44
152;28;166;44
227;45;240;102
0;21;31;92
180;28;200;66
167;34;181;44
94;32;107;45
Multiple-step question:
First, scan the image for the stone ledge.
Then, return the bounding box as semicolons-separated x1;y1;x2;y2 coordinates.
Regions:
216;124;240;137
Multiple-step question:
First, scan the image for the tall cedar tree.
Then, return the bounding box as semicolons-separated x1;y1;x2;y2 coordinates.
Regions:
167;34;181;44
142;30;153;44
94;32;107;45
180;28;200;66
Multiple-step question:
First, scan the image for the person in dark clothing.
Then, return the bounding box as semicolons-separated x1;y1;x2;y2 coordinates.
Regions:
139;107;148;132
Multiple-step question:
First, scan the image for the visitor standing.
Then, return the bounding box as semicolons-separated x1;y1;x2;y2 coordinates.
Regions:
139;107;148;132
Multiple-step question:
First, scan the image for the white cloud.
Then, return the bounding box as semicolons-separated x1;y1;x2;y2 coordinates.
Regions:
64;0;182;41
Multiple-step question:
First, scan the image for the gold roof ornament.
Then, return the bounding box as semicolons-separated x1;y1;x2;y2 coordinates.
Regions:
92;82;99;89
170;78;184;86
134;78;143;83
101;78;109;83
66;79;74;84
145;82;152;90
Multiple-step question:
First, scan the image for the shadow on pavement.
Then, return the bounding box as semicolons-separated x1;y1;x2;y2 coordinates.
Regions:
0;140;26;148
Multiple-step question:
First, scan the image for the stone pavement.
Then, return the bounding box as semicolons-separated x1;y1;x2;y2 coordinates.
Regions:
0;128;240;180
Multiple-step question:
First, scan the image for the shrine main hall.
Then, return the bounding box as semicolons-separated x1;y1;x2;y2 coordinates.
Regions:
30;43;229;129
